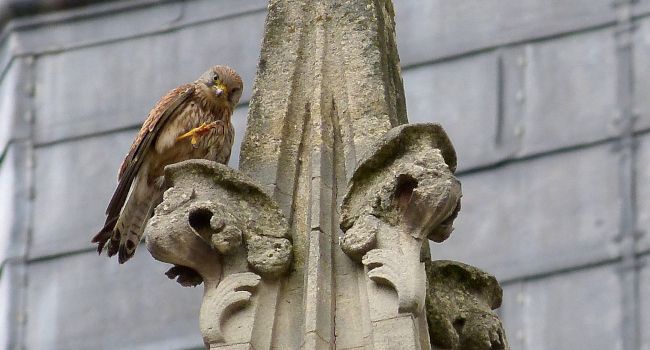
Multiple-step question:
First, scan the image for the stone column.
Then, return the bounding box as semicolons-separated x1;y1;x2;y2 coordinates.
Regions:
144;0;508;349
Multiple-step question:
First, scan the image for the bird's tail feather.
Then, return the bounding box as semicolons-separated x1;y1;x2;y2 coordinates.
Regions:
115;195;154;264
92;186;158;263
91;216;118;254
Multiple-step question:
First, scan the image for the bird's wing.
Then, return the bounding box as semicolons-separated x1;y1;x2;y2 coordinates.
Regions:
105;84;195;222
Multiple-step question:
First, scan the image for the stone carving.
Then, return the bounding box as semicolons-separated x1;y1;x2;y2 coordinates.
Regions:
144;159;292;347
202;272;261;344
363;248;427;313
340;123;462;314
425;260;509;350
137;0;510;346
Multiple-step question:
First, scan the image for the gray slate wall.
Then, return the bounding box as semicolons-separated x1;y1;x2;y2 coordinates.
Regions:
0;0;648;349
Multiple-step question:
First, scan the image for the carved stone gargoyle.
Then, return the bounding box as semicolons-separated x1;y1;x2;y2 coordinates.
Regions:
144;159;292;347
425;260;509;350
340;123;462;314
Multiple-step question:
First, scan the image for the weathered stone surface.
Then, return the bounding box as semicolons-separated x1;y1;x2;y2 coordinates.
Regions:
341;123;459;242
244;234;292;277
430;143;621;281
339;214;379;261
146;159;292;280
340;124;461;319
25;251;203;350
425;260;508;350
144;159;292;347
31;130;135;258
240;0;408;190
237;0;423;348
499;265;622;350
33;11;264;144
371;315;421;350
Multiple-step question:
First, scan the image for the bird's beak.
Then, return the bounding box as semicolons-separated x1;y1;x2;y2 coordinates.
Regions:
214;83;227;98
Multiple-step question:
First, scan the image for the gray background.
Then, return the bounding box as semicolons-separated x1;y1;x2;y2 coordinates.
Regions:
0;0;648;349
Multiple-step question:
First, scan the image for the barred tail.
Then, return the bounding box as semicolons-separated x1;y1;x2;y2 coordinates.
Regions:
92;186;159;264
116;194;157;264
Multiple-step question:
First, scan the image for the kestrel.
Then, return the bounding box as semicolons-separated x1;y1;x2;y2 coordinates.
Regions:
92;65;243;263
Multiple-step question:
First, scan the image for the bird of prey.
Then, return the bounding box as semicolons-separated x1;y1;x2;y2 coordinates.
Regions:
92;65;243;264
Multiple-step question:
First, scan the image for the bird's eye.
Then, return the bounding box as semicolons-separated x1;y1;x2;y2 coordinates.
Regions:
213;74;219;82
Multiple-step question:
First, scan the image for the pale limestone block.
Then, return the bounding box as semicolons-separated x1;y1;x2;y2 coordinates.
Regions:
372;315;420;350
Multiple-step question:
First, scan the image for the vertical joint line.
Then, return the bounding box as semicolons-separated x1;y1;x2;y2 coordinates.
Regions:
288;102;312;226
612;1;641;349
495;51;505;146
17;54;37;350
327;96;341;348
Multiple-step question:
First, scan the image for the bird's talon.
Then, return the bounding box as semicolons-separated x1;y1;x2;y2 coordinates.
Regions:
176;122;219;145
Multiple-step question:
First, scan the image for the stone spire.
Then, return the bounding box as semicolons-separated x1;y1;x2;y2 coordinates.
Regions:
144;0;508;349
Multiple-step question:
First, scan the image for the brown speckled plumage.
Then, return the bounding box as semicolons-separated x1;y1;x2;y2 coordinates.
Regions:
92;65;242;263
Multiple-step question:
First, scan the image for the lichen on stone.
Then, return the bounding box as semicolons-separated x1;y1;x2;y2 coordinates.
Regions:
425;260;509;350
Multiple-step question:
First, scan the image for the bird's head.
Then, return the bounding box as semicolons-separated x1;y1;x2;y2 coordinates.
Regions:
197;65;243;109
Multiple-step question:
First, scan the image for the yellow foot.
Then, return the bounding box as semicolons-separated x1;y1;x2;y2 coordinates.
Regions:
176;122;218;148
